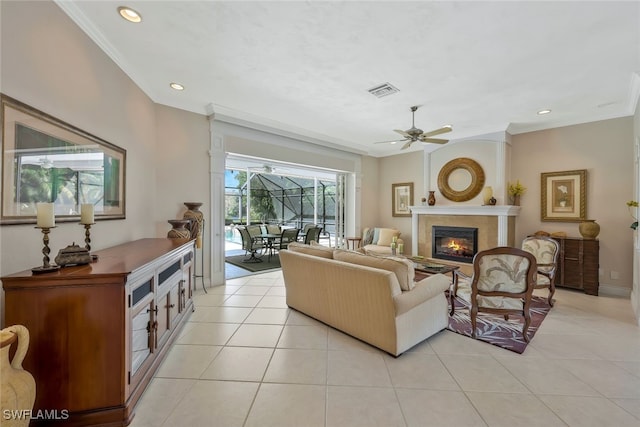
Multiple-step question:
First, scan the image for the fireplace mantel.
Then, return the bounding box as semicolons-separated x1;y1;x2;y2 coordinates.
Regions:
410;205;520;216
410;205;521;255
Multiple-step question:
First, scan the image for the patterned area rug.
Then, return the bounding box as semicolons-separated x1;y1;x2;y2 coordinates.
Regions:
447;293;551;354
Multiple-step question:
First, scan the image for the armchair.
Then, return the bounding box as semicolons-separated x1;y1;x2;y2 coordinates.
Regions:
455;247;537;342
521;236;560;306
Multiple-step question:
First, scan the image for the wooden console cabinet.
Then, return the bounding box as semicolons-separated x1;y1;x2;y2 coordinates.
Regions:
551;236;599;295
1;238;195;426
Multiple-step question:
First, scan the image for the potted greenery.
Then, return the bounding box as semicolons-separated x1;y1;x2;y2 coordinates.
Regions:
508;180;526;206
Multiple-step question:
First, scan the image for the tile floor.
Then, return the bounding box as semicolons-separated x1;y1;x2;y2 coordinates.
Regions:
131;271;640;427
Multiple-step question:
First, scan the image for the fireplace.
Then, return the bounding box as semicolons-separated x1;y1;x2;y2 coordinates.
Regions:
432;226;478;264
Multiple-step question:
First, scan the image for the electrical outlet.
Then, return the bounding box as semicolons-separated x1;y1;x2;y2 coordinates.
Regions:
610;270;620;280
599;268;604;277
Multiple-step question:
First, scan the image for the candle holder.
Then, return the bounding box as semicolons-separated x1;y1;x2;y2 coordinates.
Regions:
81;222;99;261
32;226;61;274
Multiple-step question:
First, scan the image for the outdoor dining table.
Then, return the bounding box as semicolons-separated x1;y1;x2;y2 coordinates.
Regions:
254;233;281;262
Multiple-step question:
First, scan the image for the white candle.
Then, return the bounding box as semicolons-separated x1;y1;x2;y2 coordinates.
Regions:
36;203;55;228
80;204;94;225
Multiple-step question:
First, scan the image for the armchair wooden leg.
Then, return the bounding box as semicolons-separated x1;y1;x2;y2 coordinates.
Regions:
522;312;531;343
548;283;556;307
470;305;478;339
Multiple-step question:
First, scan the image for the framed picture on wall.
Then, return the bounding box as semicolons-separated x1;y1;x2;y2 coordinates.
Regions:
392;182;413;217
541;169;587;222
1;94;126;224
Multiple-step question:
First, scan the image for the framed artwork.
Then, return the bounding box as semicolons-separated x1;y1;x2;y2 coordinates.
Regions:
541;169;586;222
1;94;126;224
392;182;413;217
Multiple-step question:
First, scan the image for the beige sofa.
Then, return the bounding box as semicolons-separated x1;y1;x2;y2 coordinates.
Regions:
279;243;451;356
361;227;404;255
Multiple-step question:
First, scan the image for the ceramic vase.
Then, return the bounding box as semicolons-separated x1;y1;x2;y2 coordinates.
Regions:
167;219;191;239
512;194;521;206
427;191;436;206
1;325;36;427
183;202;204;248
579;220;600;239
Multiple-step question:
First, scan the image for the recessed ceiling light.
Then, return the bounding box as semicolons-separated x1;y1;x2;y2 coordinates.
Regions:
537;109;551;115
118;6;142;23
170;83;184;91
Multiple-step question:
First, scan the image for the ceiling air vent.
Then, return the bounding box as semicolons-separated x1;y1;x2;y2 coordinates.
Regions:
368;83;399;98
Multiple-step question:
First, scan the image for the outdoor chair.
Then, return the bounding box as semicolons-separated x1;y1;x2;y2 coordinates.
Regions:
521;236;560;306
238;227;264;263
278;228;300;250
303;227;322;245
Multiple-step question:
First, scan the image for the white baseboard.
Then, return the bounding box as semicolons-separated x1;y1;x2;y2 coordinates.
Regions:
598;283;632;297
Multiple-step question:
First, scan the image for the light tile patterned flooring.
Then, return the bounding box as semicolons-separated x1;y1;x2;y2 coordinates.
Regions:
131;271;640;427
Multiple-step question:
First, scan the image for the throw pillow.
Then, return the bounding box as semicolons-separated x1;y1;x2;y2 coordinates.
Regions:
287;242;334;259
334;250;415;291
362;228;375;246
377;228;401;246
372;228;381;246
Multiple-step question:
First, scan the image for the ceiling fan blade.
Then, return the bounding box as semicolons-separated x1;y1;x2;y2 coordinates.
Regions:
420;137;449;144
394;129;411;138
420;126;453;138
373;138;409;145
401;140;414;150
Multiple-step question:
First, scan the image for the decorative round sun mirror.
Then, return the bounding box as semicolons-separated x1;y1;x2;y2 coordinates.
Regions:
437;157;485;202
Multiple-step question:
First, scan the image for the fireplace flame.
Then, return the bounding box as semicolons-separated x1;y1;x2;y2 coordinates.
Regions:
447;240;462;251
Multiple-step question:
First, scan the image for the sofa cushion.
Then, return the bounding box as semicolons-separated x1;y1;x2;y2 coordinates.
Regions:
376;228;401;246
287;242;334;259
334;249;415;291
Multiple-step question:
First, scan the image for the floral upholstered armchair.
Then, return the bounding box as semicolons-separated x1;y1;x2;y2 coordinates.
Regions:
453;247;537;342
521;236;560;306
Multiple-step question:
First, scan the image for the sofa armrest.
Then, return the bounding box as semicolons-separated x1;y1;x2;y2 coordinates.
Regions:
393;273;451;316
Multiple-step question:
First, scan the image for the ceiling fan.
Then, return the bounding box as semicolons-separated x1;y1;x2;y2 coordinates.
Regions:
374;106;452;150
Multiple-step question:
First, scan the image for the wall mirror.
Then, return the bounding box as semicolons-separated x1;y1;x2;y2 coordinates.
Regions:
1;94;126;224
437;157;485;202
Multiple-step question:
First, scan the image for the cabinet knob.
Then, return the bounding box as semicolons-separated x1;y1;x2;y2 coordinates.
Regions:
169;303;175;308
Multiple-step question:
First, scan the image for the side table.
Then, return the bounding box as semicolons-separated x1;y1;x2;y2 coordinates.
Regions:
345;237;362;250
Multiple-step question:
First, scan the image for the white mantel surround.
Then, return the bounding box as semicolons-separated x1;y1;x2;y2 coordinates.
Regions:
410;205;521;255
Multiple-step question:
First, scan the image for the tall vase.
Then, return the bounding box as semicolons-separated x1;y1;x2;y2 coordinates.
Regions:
1;325;36;427
167;219;191;239
427;191;436;206
512;194;521;206
579;220;600;239
183;202;204;248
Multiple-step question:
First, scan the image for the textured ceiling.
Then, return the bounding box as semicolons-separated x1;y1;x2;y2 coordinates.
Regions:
56;1;640;156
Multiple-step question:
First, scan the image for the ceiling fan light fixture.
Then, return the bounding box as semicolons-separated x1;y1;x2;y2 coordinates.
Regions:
118;6;142;23
537;109;551;115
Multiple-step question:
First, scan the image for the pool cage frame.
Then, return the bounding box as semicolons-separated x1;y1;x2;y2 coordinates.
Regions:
225;169;337;242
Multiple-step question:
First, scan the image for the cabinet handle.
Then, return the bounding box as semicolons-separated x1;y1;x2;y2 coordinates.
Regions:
169;303;175;308
146;307;158;315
